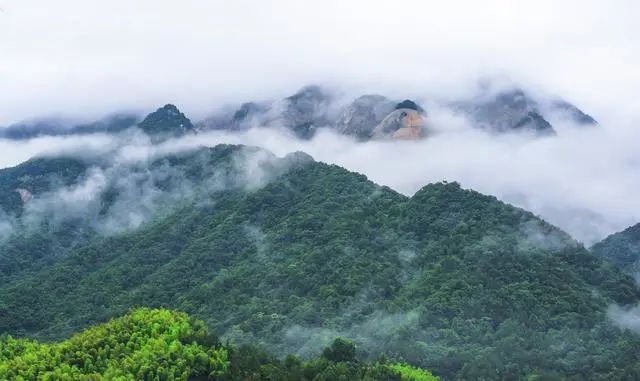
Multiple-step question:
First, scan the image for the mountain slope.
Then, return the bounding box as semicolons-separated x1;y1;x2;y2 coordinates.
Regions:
0;145;638;380
0;113;139;140
592;223;640;274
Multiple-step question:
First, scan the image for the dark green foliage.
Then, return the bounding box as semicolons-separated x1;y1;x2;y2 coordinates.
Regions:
592;223;640;274
0;157;87;214
138;104;195;140
1;144;639;380
322;338;356;363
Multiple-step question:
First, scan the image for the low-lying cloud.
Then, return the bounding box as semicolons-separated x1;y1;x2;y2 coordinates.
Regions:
608;304;640;333
1;105;639;246
140;109;640;245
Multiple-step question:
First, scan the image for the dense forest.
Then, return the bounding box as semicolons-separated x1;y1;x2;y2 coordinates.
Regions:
0;308;438;380
1;144;640;380
592;223;640;275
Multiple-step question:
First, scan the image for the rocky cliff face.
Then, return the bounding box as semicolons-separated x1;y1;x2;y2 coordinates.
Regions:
277;85;333;138
371;107;425;140
334;95;396;140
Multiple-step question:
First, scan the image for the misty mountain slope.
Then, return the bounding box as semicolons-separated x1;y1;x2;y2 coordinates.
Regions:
453;89;555;135
0;144;296;284
0;156;89;214
548;99;598;125
0;157;94;281
0;145;639;380
0;113;139;140
592;223;640;274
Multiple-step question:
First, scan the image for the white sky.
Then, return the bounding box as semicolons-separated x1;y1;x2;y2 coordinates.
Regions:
0;0;638;124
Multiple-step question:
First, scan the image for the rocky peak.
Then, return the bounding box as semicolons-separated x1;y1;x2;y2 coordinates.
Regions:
371;99;426;140
280;85;333;139
335;94;396;140
460;88;555;135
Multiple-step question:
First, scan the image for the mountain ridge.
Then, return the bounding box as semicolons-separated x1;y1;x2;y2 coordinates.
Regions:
0;143;638;380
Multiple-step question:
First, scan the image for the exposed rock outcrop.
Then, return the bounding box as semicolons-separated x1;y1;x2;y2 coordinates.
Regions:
15;188;32;203
371;100;426;140
278;85;333;139
335;95;396;140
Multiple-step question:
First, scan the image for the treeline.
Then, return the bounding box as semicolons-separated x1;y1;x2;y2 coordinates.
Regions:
0;308;437;381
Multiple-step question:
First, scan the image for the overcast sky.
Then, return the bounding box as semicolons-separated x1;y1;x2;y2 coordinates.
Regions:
0;0;638;124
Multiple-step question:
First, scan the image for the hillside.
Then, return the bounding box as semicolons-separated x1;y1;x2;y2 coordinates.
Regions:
592;223;640;274
0;308;437;380
0;144;639;380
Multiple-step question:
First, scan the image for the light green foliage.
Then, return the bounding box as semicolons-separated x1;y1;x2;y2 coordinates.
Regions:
387;363;439;381
0;308;227;380
0;309;435;381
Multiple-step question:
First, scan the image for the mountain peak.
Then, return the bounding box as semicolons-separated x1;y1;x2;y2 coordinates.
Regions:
138;104;194;140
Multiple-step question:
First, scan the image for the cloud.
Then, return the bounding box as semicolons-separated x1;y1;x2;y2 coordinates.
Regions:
0;134;290;241
2;102;640;246
0;0;638;125
608;304;640;333
130;110;637;245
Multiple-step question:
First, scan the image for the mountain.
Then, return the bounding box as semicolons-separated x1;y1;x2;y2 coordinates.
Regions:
137;104;196;141
453;89;555;135
371;100;426;140
334;96;426;140
277;85;333;139
200;85;596;139
1;83;597;143
334;95;396;140
592;223;640;275
0;144;638;380
549;99;598;125
0;308;438;380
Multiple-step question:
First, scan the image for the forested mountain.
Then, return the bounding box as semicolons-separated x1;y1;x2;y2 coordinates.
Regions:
592;223;640;275
0;308;438;380
0;143;639;380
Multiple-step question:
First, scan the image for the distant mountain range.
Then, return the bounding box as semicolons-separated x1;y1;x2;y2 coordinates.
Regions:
0;83;597;142
199;84;597;140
